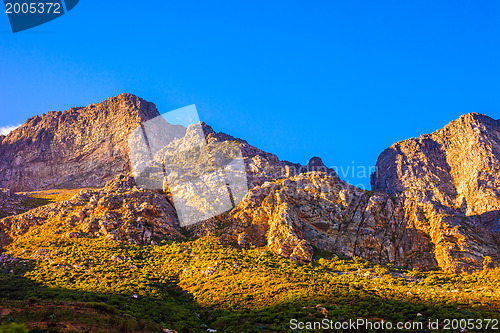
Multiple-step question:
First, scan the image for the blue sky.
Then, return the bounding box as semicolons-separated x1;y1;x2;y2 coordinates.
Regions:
1;1;499;188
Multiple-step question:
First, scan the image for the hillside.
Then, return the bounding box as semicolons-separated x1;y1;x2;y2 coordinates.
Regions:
1;95;500;331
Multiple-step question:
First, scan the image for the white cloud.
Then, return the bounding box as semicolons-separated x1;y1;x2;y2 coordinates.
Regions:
0;124;21;136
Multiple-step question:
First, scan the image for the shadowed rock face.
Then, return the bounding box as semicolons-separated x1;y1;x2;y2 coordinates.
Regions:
189;172;500;271
372;113;500;216
371;113;500;271
190;172;438;267
0;94;161;191
0;189;27;219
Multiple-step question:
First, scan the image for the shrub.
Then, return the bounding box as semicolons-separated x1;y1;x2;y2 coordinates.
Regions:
0;323;28;333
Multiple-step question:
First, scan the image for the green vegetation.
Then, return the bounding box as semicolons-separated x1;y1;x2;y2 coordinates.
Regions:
1;235;499;332
0;323;28;333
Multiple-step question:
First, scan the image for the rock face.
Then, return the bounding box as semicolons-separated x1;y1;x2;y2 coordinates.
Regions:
0;175;183;248
0;189;27;219
372;113;500;216
176;113;500;271
371;113;500;271
0;94;163;191
201;123;338;189
0;93;321;194
190;172;500;270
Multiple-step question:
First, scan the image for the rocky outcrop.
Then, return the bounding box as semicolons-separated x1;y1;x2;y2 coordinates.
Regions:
190;172;500;270
172;113;500;271
0;94;166;191
371;113;500;271
131;118;338;227
0;189;27;219
158;121;338;191
0;175;183;248
372;113;500;216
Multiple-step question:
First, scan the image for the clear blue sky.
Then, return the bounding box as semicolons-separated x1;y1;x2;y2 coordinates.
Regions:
1;1;499;189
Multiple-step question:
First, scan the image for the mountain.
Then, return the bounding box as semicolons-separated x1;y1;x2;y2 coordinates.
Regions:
0;95;499;273
1;97;500;332
372;113;500;216
372;113;500;271
0;94;163;191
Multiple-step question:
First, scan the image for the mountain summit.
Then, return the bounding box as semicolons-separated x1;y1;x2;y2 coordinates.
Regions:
372;113;500;217
0;94;159;191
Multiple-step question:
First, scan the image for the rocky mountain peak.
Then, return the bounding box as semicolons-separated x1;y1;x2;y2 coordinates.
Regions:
456;112;497;126
305;156;328;172
372;112;500;216
0;95;322;194
199;121;216;137
370;112;500;271
0;94;160;191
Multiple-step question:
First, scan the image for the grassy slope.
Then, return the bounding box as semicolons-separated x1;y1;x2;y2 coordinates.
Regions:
1;234;499;332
